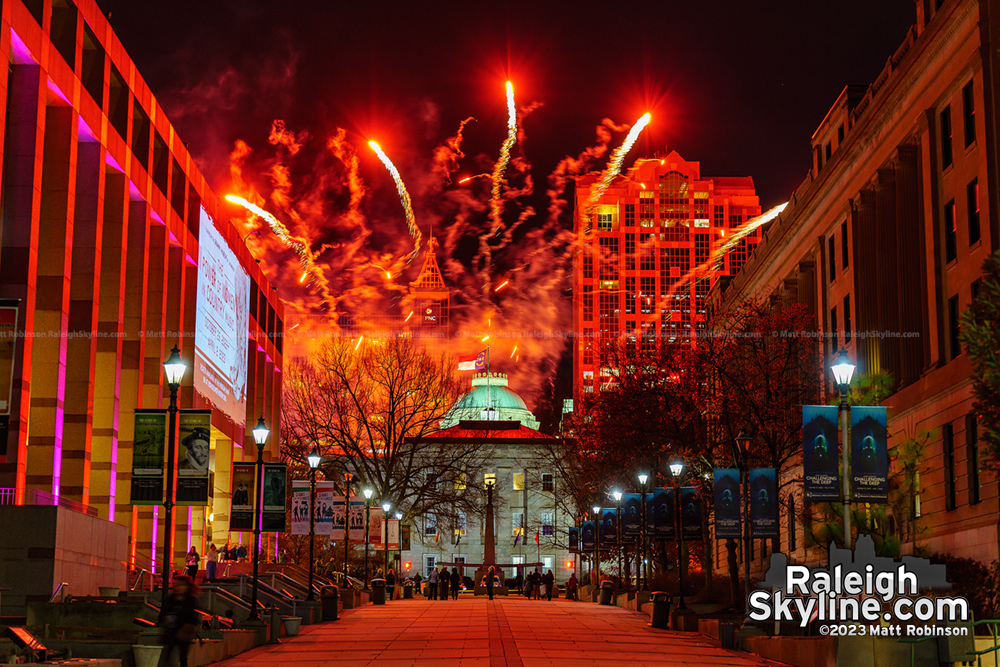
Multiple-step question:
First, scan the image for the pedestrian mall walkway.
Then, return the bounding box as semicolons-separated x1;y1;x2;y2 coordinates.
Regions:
211;595;785;667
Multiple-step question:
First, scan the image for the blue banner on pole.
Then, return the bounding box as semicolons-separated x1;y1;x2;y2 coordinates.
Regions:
622;493;641;537
851;406;889;502
568;526;579;553
600;507;618;547
803;405;841;501
749;468;778;538
581;520;596;552
713;469;741;539
679;487;702;541
649;487;675;540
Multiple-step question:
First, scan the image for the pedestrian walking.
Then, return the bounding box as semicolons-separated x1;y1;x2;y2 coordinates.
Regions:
386;568;396;601
544;570;555;601
566;572;578;600
450;567;460;600
486;566;495;601
158;576;200;667
413;572;423;595
205;544;218;582
185;547;199;579
531;569;542;600
428;567;439;600
438;567;450;601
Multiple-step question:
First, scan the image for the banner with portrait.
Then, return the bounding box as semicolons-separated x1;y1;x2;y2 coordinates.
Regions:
230;462;255;531
803;405;840;501
581;520;596;551
130;409;167;504
649;487;675;540
851;406;889;502
713;469;741;539
749;468;778;538
260;463;287;532
600;507;618;547
679;486;702;541
176;410;211;505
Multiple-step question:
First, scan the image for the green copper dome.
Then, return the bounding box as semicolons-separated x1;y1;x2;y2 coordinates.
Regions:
441;373;539;429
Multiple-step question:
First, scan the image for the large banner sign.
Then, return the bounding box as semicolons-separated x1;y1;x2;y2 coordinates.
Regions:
348;497;365;541
568;526;579;553
713;469;741;539
803;405;840;501
291;480;310;536
131;410;167;504
679;487;702;540
194;208;250;428
622;493;641;538
369;509;384;549
581;520;596;551
749;468;778;538
176;410;211;505
600;507;618;547
851;406;889;501
385;518;400;551
261;463;287;532
230;463;255;531
291;481;335;536
650;487;675;540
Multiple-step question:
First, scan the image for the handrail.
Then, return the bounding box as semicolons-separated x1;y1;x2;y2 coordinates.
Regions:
48;582;69;603
130;569;150;591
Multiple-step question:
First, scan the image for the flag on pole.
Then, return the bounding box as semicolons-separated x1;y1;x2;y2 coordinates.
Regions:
513;534;520;547
457;349;488;371
535;531;540;545
434;528;441;543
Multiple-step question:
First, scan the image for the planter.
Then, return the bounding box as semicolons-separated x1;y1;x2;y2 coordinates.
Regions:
132;644;164;667
98;586;120;597
282;616;302;637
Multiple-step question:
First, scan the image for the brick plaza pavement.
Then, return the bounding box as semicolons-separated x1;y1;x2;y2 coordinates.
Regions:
211;595;786;667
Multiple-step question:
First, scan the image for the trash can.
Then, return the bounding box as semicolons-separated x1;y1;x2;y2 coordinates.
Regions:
320;585;339;621
599;580;615;606
402;582;414;599
371;578;386;605
649;591;672;629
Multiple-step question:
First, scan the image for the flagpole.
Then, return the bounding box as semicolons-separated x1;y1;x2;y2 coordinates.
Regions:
486;345;491;419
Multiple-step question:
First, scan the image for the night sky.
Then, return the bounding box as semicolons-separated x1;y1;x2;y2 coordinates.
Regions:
96;0;915;206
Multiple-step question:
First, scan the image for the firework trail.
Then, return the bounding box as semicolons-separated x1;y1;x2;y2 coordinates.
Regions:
580;112;651;228
489;81;517;235
368;140;422;264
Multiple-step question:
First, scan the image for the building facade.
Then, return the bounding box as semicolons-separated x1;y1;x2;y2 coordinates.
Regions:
712;0;1000;578
0;0;284;579
572;152;761;402
401;373;577;584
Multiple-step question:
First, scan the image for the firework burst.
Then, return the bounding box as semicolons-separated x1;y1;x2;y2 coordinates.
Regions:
369;140;422;263
489;81;517;235
581;112;651;228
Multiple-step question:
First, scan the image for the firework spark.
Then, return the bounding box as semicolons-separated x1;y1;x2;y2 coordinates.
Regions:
581;112;651;228
489;81;517;234
494;280;509;292
368;140;422;263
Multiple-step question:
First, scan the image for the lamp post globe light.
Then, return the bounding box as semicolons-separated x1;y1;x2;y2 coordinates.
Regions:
248;416;270;620
637;473;649;591
733;430;753;610
160;346;186;608
592;504;601;587
381;501;391;575
669;460;687;609
612;490;623;589
831;348;857;549
363;488;373;588
305;449;322;601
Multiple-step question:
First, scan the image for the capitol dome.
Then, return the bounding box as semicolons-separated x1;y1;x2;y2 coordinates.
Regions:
441;373;540;429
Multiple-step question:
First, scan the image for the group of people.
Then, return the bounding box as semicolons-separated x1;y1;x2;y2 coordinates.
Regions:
183;542;250;583
425;565;464;600
514;568;575;600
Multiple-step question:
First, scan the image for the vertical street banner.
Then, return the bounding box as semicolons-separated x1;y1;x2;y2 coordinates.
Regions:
568;526;579;552
260;463;287;532
386;518;400;551
291;480;310;535
176;410;211;505
622;493;641;539
131;410;167;504
713;469;742;539
749;468;779;538
369;509;384;549
331;496;348;540
851;406;889;501
315;482;335;536
802;405;841;501
600;507;618;547
650;487;675;540
679;487;702;541
230;462;255;531
348;497;365;541
581;520;596;551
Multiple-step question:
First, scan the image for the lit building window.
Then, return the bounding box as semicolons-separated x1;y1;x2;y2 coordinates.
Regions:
512;512;525;537
455;473;466;491
513;472;524;491
541;473;554;492
484;472;496;488
541;512;554;536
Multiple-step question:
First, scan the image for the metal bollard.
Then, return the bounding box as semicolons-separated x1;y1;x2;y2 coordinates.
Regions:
268;605;281;644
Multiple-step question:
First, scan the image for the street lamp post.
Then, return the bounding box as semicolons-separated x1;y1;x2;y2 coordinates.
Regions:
363;488;373;589
306;448;322;601
734;431;752;610
394;511;403;571
343;473;353;580
831;349;857;550
669;461;686;609
612;490;623;589
381;501;391;574
592;504;601;587
248;416;270;620
638;473;649;590
161;346;186;608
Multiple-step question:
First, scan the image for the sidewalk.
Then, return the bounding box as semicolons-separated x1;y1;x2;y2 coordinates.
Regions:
210;595;787;667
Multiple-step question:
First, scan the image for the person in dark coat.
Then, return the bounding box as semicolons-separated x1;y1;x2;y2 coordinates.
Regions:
544;570;555;600
386;568;396;600
158;576;200;667
438;567;450;601
486;566;495;601
450;567;460;600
